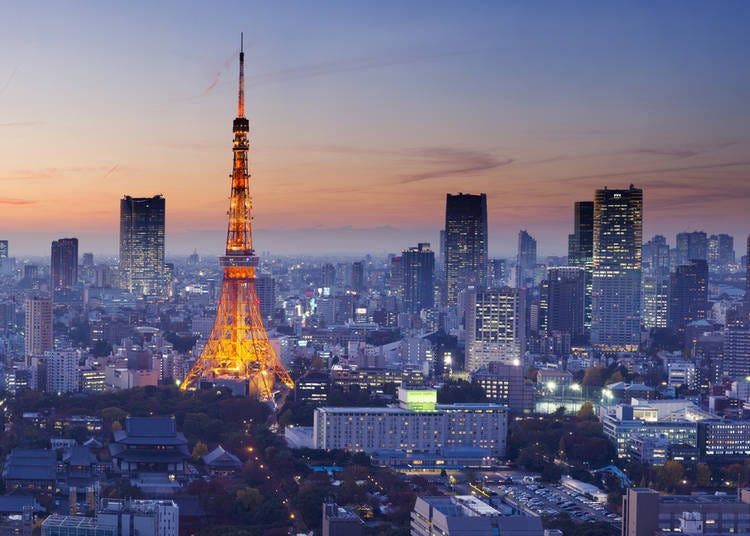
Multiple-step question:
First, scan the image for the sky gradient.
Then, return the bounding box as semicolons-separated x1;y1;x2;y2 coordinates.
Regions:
1;1;749;258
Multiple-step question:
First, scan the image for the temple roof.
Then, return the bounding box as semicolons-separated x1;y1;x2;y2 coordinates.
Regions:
202;445;242;468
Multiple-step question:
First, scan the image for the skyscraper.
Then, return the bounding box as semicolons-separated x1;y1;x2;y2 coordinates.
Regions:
50;238;78;290
567;201;594;266
490;258;506;288
546;266;586;344
351;261;365;292
25;295;53;365
668;260;708;340
516;230;537;289
591;185;643;352
401;243;435;313
0;240;7;259
321;263;336;288
465;287;526;371
642;235;670;330
675;231;708;265
708;234;734;272
746;234;750;307
444;193;488;306
119;195;166;296
567;201;594;333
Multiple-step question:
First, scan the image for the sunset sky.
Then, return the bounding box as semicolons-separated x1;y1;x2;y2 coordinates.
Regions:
1;1;749;258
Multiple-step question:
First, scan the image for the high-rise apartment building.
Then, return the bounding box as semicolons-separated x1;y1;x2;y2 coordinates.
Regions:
45;349;79;394
568;201;594;334
591;185;643;352
516;230;537;289
401;243;435;313
444;193;488;306
50;238;78;290
465;287;526;371
25;295;53;363
675;231;708;265
724;328;750;380
546;266;586;344
119;195;166;296
668;260;708;340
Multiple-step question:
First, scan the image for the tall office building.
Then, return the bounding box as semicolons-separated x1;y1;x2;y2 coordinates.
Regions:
444;193;488;306
389;256;403;302
321;263;336;288
546;266;586;344
675;231;708;265
568;201;594;334
708;234;734;272
25;295;53;364
490;258;506;288
81;252;94;268
119;195;166;296
255;274;275;320
351;261;365;292
668;260;708;340
567;201;594;266
746;234;750;307
642;235;671;330
465;287;526;371
50;238;78;290
591;185;643;352
0;240;7;259
401;243;435;313
516;230;537;289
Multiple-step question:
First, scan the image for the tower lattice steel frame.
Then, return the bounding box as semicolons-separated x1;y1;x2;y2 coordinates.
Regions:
180;35;294;399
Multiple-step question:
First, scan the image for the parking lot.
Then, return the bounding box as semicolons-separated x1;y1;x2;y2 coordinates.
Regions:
490;480;622;526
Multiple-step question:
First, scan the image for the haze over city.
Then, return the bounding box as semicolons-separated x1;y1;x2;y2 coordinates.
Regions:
2;1;749;257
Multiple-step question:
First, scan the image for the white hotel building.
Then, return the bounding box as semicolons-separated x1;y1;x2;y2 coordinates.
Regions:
313;388;508;457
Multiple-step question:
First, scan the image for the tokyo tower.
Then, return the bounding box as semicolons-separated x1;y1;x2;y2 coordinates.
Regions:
180;35;294;399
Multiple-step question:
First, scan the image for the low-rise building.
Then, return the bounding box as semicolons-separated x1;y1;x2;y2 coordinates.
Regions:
622;487;750;536
322;503;364;536
313;388;508;457
42;499;179;536
470;362;534;413
109;417;190;485
411;495;544;536
698;420;750;459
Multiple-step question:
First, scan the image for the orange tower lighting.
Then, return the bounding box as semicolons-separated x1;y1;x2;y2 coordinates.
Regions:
180;34;294;399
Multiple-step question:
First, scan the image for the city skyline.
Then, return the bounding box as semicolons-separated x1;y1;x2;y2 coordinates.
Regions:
1;2;749;257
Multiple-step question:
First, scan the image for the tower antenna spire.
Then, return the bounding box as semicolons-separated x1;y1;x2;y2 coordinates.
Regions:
238;32;245;118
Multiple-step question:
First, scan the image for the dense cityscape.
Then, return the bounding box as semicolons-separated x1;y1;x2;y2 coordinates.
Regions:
2;4;750;536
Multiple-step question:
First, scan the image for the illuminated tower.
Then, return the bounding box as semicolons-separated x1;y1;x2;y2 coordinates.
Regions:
181;35;294;399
